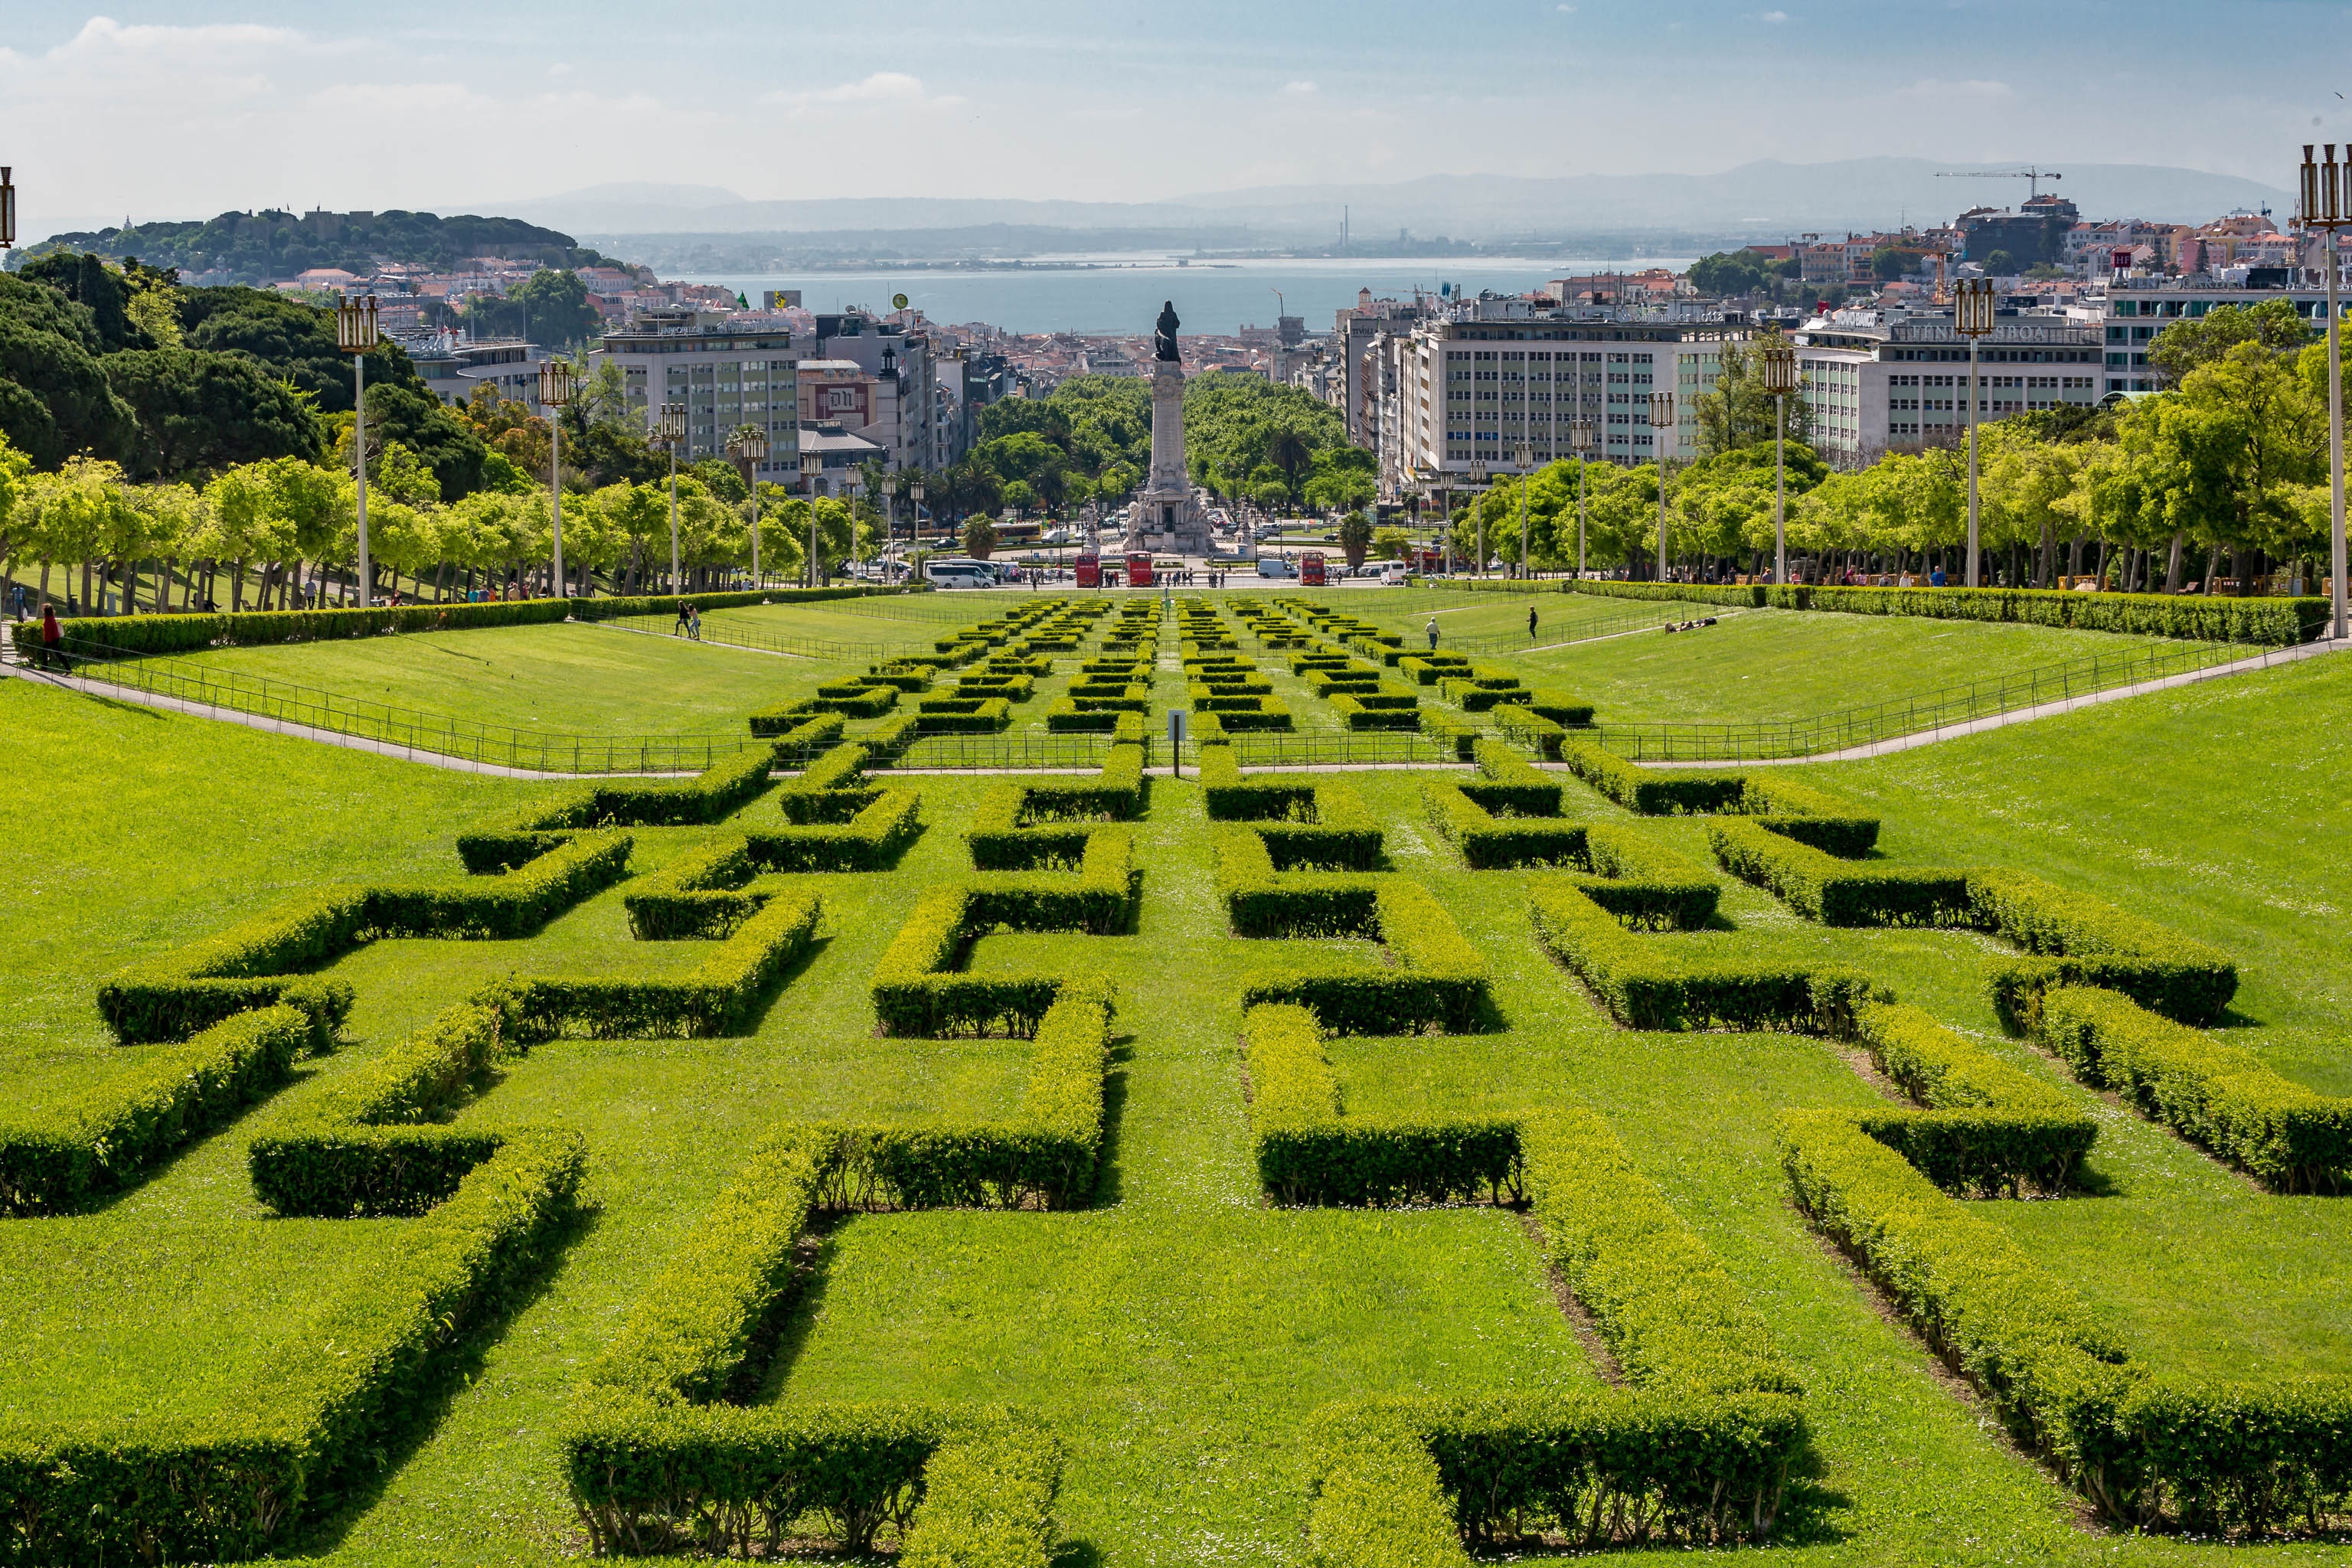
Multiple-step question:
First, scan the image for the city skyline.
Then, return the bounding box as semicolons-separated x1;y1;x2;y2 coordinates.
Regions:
0;1;2336;241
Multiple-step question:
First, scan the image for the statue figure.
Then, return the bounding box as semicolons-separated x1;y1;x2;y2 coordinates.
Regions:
1154;300;1181;362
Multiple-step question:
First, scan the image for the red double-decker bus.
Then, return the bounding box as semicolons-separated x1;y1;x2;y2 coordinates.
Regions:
1125;553;1155;588
1299;550;1328;587
1074;552;1102;588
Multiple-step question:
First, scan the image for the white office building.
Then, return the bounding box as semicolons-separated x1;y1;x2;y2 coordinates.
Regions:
592;309;800;481
1793;306;2103;467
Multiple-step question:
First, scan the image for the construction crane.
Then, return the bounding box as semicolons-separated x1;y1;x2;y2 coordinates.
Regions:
1937;168;2063;198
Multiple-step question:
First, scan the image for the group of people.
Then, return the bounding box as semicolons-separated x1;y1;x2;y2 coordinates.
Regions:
671;601;704;640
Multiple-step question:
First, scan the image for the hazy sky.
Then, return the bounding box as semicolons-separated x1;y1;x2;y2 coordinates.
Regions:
1;2;2334;237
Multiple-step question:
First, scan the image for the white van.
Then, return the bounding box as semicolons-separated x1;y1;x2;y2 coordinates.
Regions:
924;559;996;590
1379;563;1408;586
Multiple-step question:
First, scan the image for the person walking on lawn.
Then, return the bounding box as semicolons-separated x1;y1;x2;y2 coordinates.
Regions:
1426;617;1439;651
38;603;64;671
1527;605;1537;642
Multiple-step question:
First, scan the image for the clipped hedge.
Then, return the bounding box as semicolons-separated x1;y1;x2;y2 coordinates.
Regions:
779;740;880;823
1;1125;583;1566
1707;818;1972;927
100;833;631;1043
457;750;778;871
1969;867;2237;1029
0;1005;307;1216
1531;882;1880;1033
1422;780;1583;869
1328;693;1423;730
1491;703;1567;760
44;586;902;659
1236;879;1491;1036
1244;1004;1521;1206
1847;1001;2097;1195
2034;986;2351;1193
506;889;824;1040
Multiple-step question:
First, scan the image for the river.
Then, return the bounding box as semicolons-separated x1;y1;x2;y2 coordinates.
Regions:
670;253;1696;337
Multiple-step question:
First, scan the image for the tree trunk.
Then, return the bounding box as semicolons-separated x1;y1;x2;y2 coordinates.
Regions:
2202;544;2222;595
2162;533;2184;594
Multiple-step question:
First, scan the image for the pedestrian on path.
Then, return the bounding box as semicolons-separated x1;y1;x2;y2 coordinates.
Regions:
1426;617;1439;651
673;600;691;635
1527;605;1538;642
38;603;64;671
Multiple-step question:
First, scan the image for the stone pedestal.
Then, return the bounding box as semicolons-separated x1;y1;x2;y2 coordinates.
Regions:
1121;358;1214;556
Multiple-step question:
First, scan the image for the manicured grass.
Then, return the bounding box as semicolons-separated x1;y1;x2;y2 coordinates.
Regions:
172;620;839;739
1499;606;2191;726
7;629;2352;1566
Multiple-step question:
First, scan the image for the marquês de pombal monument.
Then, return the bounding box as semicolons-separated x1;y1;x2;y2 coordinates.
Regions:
1121;300;1213;555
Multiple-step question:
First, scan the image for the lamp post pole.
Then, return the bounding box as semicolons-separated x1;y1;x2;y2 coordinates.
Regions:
801;452;824;587
1648;390;1675;581
2305;145;2350;639
540;360;575;598
910;481;926;583
336;294;381;608
1570;417;1594;576
657;402;684;595
1955;276;1996;588
1514;442;1532;581
1758;338;1797;585
729;428;771;590
1468;457;1488;579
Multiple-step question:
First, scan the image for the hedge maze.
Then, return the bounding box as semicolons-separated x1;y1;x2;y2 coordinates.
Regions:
8;588;2349;1564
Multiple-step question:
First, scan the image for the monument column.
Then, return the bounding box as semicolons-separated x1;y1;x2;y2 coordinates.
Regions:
1122;299;1211;556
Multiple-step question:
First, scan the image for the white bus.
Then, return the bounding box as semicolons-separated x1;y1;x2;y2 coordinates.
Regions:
923;558;998;590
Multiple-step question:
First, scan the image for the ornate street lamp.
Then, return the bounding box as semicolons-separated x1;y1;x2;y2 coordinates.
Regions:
800;450;825;587
729;427;771;586
0;168;16;251
1468;456;1489;578
655;401;686;595
1954;276;1998;589
1756;337;1798;584
539;359;575;598
1648;390;1676;581
2304;144;2350;639
335;294;381;607
1570;417;1596;576
1514;441;1534;580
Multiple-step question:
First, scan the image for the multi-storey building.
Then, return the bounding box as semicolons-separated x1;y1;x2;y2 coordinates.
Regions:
1792;306;2102;466
1336;291;1433;447
809;312;954;472
1372;299;1753;498
403;335;555;413
2074;267;2342;395
593;309;800;480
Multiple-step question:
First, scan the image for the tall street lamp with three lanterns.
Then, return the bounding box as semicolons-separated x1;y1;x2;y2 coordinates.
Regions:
1954;276;1998;589
1756;337;1798;584
539;360;575;598
1648;390;1675;581
336;294;381;607
655;402;685;595
729;428;770;587
2304;144;2352;640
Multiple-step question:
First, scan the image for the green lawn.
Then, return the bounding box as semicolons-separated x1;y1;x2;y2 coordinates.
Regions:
5;619;2351;1565
171;620;836;740
1498;606;2194;726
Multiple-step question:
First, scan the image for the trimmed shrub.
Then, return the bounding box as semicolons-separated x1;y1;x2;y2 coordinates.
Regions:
1707;818;1972;927
2033;986;2351;1193
1462;737;1560;814
1521;688;1596;727
1531;882;1880;1033
1237;881;1491;1036
0;1005;307;1215
1329;694;1422;730
1244;1004;1521;1206
1490;703;1566;760
1423;780;1583;870
505;889;824;1040
1970;868;2238;1029
1847;1001;2097;1195
779;740;879;823
1562;740;1745;815
917;697;1014;733
2;1125;583;1565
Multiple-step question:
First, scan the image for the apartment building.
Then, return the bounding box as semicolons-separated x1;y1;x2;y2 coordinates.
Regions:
593;309;800;479
1793;306;2102;466
1372;302;1753;498
2078;270;2340;394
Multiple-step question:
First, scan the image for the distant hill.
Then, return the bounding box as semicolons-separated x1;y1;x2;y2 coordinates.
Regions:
9;209;626;285
501;158;2288;250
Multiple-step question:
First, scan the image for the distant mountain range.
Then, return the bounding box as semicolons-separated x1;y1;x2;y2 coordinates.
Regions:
501;159;2289;254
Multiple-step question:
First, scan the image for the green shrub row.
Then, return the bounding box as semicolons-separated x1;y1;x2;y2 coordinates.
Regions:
1423;780;1583;869
1970;867;2238;1029
1490;704;1567;760
456;750;777;869
1396;654;1472;685
1236;880;1491;1036
505;889;825;1040
917;696;1014;733
871;834;1134;1037
861;664;936;693
2033;986;2350;1193
1462;737;1560;815
624;796;923;939
1531;882;1880;1033
1;1124;583;1565
46;586;897;658
1520;689;1596;727
0;1005;308;1215
1778;1107;2352;1532
1707;818;1974;927
779;740;879;823
101;833;631;1042
1243;1004;1521;1205
1328;693;1422;730
1846;1001;2098;1196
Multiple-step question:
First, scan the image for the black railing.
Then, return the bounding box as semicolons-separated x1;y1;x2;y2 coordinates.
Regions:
586;612;922;665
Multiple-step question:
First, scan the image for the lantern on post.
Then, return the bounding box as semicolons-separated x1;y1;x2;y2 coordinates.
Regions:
655;401;686;595
336;295;381;607
800;450;825;587
538;359;576;598
729;428;771;586
1647;390;1677;581
2305;145;2350;635
1953;276;1998;590
1756;337;1798;584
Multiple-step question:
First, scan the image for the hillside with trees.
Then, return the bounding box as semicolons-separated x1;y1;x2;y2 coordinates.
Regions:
9;209;624;285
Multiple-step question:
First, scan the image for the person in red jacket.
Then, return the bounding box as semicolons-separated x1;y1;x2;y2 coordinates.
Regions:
37;603;64;671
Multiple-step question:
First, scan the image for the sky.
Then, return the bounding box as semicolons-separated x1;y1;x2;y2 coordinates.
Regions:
0;1;2341;239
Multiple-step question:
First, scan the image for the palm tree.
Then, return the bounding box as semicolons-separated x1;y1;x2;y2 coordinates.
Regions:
1267;429;1312;498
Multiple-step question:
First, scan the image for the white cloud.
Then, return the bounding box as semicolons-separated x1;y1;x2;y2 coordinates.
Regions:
818;70;929;103
1759;9;1790;20
1556;5;1577;12
1896;77;2017;101
1282;80;1320;95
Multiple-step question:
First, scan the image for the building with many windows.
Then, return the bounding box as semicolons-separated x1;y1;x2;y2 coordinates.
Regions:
1371;300;1753;499
2076;269;2340;395
1792;306;2102;466
592;309;800;482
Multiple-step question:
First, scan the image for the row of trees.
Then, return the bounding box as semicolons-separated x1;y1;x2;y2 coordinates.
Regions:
1445;301;2343;591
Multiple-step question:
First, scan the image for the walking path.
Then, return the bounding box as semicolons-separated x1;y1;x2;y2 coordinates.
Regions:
1637;634;2347;768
